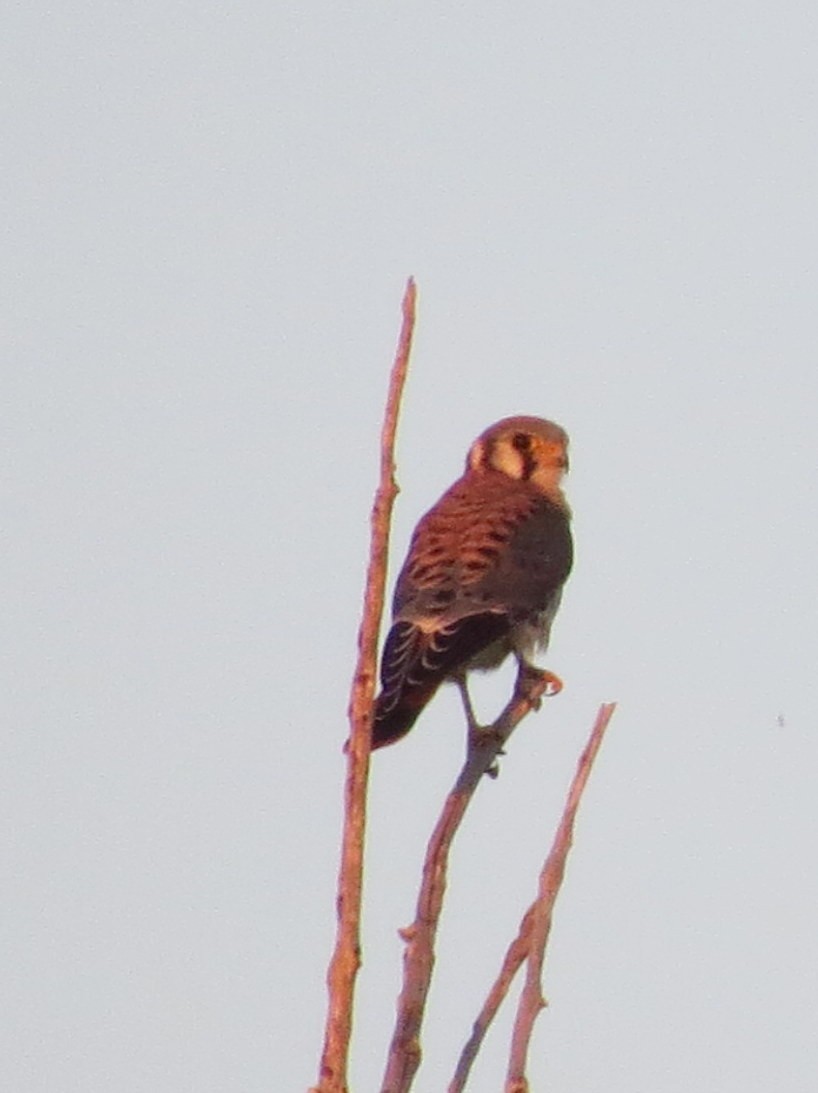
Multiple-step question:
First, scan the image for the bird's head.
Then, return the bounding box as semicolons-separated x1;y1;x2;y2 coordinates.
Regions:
467;416;570;496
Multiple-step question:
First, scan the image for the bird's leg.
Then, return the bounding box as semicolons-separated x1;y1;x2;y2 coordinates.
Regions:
514;660;563;710
453;672;505;769
453;672;481;737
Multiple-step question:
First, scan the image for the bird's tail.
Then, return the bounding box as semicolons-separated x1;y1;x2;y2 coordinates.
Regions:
371;612;508;749
371;678;442;748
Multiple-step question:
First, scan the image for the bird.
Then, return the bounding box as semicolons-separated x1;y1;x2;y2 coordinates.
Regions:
372;415;573;749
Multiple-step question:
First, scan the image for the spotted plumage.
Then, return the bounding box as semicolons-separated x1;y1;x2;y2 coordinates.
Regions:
372;416;573;748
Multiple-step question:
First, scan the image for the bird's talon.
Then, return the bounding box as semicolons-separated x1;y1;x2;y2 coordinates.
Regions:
543;670;563;697
517;667;563;705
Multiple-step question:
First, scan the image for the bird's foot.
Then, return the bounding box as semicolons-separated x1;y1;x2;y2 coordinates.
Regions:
515;666;563;709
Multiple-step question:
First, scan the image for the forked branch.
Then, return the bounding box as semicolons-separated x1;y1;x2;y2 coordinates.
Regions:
505;701;616;1091
380;665;559;1093
445;702;616;1092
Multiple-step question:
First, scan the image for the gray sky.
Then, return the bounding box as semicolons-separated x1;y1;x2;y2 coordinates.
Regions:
4;2;818;1090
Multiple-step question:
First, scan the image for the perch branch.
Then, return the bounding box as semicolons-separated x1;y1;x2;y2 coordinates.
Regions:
312;278;417;1093
380;664;558;1093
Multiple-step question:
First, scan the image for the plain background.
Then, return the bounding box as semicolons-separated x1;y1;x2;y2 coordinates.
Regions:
4;2;818;1090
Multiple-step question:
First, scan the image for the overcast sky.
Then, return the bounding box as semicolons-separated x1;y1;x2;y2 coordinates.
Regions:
4;3;818;1091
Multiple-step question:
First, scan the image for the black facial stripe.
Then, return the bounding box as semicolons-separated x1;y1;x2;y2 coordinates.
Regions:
511;432;536;479
507;432;533;480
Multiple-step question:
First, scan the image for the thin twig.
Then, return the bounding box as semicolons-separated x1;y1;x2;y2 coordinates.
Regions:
448;703;615;1091
312;278;417;1093
380;665;556;1093
504;702;617;1093
447;906;535;1093
449;703;616;1092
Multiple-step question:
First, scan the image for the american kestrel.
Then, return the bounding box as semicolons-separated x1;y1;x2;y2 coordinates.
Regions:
372;416;572;749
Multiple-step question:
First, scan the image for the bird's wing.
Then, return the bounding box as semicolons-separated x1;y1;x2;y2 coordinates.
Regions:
473;492;573;616
394;474;572;620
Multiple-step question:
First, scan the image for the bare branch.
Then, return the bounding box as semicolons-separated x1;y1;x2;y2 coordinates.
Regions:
504;702;617;1093
448;703;616;1092
380;664;558;1093
312;279;417;1093
447;906;534;1093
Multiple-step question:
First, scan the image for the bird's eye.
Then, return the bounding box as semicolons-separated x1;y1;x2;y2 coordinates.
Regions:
512;432;530;452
